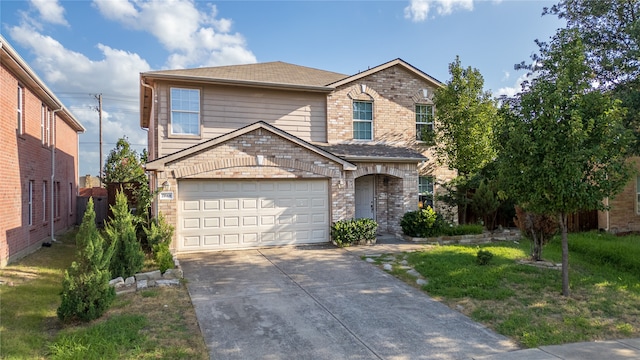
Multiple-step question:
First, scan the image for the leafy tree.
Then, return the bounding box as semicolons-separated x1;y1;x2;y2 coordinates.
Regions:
104;190;145;279
58;198;115;322
544;0;640;152
471;179;501;231
104;137;152;219
433;56;499;223
498;28;633;296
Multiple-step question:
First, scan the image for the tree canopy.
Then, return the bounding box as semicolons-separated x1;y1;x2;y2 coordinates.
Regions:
497;28;634;296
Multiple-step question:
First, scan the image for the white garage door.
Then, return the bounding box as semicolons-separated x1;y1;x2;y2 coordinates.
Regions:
177;179;329;251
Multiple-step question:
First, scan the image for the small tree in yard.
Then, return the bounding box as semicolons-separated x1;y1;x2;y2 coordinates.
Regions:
105;189;145;279
498;28;633;296
433;56;500;224
58;198;115;322
513;206;558;262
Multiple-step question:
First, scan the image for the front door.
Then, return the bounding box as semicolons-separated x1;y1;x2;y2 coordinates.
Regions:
355;176;374;219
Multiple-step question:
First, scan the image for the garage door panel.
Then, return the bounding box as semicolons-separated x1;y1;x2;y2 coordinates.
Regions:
203;200;219;210
203;217;219;228
178;179;329;251
184;218;200;229
204;235;220;245
243;216;258;226
183;200;200;211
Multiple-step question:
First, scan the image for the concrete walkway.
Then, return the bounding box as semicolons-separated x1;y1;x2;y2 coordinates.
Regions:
180;236;640;359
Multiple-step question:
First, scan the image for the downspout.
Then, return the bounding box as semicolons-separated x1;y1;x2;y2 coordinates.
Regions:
140;79;157;218
51;108;63;242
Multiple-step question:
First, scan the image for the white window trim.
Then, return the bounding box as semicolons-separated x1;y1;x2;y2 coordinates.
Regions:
169;87;201;137
28;181;33;226
416;104;434;142
418;176;434;208
17;85;23;134
41;104;46;145
353;100;373;141
43;181;47;222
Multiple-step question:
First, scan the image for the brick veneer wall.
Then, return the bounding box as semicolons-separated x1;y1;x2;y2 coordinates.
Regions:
157;129;344;249
326;64;457;221
0;63;80;267
600;157;640;233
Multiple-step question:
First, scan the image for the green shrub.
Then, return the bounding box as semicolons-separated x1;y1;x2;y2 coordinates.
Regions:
58;198;115;322
153;243;174;273
331;218;378;247
400;207;446;237
144;214;175;271
105;190;145;279
476;249;494;265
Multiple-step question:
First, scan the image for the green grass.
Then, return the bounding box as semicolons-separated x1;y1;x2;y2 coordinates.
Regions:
0;228;208;360
375;232;640;348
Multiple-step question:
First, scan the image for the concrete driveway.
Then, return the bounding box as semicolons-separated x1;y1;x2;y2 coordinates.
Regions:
180;244;518;360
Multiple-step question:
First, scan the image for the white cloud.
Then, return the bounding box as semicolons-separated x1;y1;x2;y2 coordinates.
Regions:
496;73;531;98
404;0;474;22
92;0;256;68
8;24;151;176
30;0;69;26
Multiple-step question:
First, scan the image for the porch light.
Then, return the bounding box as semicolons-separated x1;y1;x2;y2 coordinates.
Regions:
162;180;170;191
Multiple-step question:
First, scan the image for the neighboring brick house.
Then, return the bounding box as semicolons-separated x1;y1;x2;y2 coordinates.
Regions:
0;35;85;266
139;59;455;253
598;157;640;233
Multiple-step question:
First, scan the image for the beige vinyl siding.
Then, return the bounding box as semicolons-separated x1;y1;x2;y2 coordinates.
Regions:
156;82;327;157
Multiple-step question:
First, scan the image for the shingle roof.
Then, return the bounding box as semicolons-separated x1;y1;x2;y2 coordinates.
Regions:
143;61;348;88
316;143;428;162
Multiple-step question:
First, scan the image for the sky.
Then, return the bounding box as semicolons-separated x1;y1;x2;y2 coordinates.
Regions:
1;0;565;179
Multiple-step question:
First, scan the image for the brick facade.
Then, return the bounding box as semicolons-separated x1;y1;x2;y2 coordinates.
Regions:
1;38;82;267
598;157;640;233
143;59;458;250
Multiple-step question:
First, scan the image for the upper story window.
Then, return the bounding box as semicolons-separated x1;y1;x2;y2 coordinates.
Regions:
416;104;434;142
17;85;24;134
41;104;45;145
419;176;434;209
170;87;200;136
353;101;373;140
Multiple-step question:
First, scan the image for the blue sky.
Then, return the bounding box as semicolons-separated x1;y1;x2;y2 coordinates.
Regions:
1;0;564;178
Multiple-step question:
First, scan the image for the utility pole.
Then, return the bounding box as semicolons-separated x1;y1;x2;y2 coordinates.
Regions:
94;94;103;185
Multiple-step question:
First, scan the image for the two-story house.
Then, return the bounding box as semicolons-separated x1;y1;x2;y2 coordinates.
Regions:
140;59;455;253
0;35;85;267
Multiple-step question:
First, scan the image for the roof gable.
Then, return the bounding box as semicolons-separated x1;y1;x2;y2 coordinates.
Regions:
328;58;443;89
145;121;356;171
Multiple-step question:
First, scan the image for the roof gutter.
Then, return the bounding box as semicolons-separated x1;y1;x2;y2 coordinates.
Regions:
341;156;428;163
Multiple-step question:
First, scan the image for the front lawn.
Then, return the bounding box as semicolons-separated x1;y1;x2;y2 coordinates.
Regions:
0;229;208;360
378;232;640;348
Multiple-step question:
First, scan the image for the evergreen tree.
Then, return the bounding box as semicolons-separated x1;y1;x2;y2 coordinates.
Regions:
105;190;145;279
58;198;115;322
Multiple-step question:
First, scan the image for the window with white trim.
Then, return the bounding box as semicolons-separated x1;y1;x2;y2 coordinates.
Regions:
28;181;33;226
416;104;434;142
41;104;46;145
46;108;51;146
55;181;60;218
17;85;24;134
419;176;434;209
170;88;200;136
43;181;47;222
353;101;373;140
